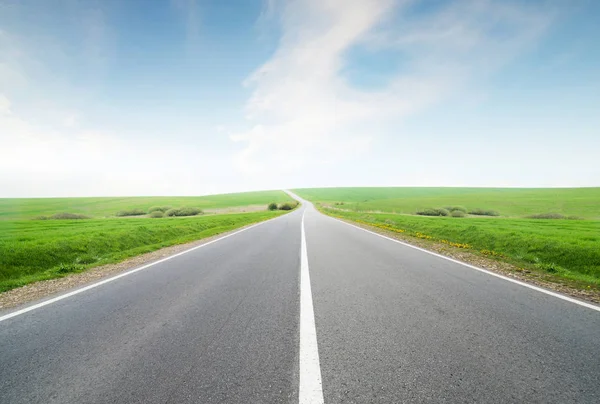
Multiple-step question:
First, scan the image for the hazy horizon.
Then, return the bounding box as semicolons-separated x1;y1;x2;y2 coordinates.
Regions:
1;185;599;200
2;0;599;197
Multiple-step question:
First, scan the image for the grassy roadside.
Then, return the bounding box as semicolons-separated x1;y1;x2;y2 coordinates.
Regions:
0;211;286;293
318;207;600;291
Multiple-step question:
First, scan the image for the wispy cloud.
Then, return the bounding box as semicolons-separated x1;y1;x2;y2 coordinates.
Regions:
172;0;202;53
232;0;555;177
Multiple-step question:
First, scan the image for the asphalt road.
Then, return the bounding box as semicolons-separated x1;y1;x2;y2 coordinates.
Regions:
1;195;599;403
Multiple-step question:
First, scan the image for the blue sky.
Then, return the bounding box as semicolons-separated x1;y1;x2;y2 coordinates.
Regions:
1;0;598;197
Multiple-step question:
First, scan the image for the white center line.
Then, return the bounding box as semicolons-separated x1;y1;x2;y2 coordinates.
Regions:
299;210;325;404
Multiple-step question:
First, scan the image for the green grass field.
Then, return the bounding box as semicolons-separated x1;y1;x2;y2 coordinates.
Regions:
0;190;293;220
0;211;285;293
294;187;600;219
0;190;295;293
294;187;600;287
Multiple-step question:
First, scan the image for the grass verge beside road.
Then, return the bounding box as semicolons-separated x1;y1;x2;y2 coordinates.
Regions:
293;187;600;292
0;211;285;293
321;208;599;289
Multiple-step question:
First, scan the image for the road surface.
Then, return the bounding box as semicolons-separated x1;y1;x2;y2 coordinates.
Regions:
1;194;599;403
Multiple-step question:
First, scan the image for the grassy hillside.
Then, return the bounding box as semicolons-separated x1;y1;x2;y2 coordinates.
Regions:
0;190;293;220
293;187;600;219
0;211;285;292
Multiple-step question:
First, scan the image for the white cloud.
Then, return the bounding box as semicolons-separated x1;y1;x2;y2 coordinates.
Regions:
172;0;202;52
0;94;11;114
0;93;230;197
233;0;555;179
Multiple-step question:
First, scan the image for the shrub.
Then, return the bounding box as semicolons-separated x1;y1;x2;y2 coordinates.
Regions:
268;202;278;211
468;208;500;217
165;207;203;217
278;201;299;211
416;208;449;217
148;206;172;213
49;213;90;220
444;206;467;213
115;209;146;217
450;210;466;217
149;211;164;218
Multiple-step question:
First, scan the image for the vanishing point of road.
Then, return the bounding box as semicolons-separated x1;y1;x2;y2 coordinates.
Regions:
1;192;599;403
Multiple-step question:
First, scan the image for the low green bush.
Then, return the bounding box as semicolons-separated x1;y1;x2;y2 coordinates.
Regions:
148;206;172;213
416;208;449;217
149;211;164;218
450;210;466;217
469;208;500;217
278;201;299;211
444;206;467;213
115;209;146;217
268;202;278;211
165;207;203;217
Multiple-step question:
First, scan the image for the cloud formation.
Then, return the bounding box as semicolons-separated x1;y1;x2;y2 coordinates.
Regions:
233;0;554;177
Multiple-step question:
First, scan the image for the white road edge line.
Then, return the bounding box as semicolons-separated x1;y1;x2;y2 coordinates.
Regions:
0;216;282;323
299;211;325;404
329;216;600;313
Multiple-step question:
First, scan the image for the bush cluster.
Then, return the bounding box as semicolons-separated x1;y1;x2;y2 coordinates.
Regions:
268;202;278;211
416;208;449;217
35;213;90;220
468;208;500;217
115;209;146;217
278;201;299;211
443;206;467;213
148;206;172;213
165;207;203;217
416;206;500;218
149;211;165;218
